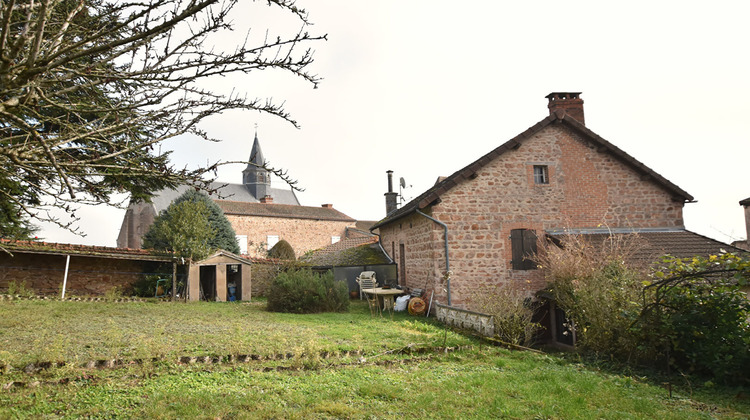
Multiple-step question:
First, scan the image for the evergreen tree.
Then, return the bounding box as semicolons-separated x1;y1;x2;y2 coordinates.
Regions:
143;190;240;258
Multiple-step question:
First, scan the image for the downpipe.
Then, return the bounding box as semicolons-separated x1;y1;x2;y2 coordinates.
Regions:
415;210;451;306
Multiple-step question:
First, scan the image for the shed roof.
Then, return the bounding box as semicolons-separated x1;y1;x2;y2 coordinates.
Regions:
300;237;392;267
193;249;253;266
216;200;356;222
372;112;694;230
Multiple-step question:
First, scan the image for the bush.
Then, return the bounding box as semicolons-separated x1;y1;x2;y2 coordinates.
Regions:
471;284;541;346
640;253;750;384
268;239;296;260
131;275;174;298
267;269;349;314
538;233;646;358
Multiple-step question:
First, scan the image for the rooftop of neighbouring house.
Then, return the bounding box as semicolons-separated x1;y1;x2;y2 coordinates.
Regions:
216;200;355;222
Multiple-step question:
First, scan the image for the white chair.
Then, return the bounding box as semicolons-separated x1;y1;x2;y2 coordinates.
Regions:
356;271;377;300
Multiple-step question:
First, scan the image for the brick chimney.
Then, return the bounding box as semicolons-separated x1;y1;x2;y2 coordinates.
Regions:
546;92;584;125
321;204;333;209
260;195;273;204
385;170;398;215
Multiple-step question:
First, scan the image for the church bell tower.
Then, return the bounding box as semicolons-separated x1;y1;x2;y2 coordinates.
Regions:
242;132;271;199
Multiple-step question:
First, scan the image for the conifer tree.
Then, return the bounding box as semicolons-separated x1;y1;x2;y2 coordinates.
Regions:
143;190;240;258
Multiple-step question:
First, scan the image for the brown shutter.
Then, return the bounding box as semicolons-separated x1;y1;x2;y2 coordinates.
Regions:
522;229;538;270
511;229;538;270
511;229;524;270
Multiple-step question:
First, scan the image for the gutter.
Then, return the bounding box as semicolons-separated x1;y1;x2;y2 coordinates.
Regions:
415;210;451;306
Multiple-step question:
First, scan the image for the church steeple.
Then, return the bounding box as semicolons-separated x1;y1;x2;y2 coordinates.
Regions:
242;131;271;199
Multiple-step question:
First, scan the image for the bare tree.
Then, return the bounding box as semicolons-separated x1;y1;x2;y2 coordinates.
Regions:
0;0;324;237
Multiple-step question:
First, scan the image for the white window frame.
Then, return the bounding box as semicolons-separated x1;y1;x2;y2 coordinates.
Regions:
235;235;248;255
266;235;279;250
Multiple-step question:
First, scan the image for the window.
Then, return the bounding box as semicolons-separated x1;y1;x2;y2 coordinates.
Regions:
235;235;248;255
266;235;279;250
331;236;340;244
533;165;549;184
510;229;538;270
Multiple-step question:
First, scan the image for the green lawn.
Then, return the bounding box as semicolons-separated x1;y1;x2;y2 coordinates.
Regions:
1;299;748;419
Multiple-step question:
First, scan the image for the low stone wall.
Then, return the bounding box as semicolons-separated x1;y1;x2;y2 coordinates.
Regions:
436;303;495;337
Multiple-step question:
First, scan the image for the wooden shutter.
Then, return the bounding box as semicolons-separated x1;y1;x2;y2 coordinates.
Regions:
511;229;537;270
522;229;538;270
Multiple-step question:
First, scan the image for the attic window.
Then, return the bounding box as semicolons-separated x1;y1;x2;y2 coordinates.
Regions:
533;165;549;185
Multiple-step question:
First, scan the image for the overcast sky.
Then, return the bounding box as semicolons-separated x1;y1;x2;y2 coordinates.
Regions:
37;1;750;246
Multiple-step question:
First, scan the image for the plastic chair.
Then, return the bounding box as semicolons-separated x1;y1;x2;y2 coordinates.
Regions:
356;271;377;300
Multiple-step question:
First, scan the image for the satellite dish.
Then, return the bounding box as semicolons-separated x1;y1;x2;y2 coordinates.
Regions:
400;177;406;189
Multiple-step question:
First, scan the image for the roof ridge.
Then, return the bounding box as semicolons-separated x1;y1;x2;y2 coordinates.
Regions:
372;112;694;230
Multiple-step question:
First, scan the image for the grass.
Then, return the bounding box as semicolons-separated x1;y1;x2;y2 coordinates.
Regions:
1;299;748;419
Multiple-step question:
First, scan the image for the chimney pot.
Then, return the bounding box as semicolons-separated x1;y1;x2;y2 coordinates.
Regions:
385;170;398;215
546;92;584;125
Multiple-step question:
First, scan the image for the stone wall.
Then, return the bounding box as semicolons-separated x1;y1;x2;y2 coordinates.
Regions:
0;253;150;296
116;201;156;249
436;304;495;337
228;214;354;258
379;123;686;310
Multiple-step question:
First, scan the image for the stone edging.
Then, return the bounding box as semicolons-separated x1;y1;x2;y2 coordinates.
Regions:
0;295;146;302
2;345;474;390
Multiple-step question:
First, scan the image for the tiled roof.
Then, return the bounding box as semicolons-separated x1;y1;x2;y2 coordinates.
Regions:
300;237;392;267
151;182;300;213
355;220;377;231
372;112;694;230
216;200;355;222
740;197;750;206
0;239;174;261
547;229;747;268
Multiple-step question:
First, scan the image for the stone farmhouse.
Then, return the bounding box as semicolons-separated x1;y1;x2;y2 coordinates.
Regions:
371;92;740;313
117;133;367;258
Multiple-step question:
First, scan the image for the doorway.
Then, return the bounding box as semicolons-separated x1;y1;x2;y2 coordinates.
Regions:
199;266;216;301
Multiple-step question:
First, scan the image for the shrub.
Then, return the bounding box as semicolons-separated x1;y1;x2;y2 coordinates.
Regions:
471;284;541;346
132;275;172;298
538;233;647;358
268;239;296;260
267;269;349;314
640;253;750;384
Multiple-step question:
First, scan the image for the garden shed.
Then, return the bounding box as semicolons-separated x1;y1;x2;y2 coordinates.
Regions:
187;250;252;302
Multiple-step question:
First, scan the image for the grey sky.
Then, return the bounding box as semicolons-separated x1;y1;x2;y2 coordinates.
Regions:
37;1;750;246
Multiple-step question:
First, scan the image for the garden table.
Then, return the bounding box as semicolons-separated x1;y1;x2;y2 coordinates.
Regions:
362;287;405;315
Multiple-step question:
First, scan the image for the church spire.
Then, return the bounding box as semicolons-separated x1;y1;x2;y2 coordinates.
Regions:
242;131;271;199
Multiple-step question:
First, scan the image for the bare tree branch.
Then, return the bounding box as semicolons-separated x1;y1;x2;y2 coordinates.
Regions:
0;0;325;238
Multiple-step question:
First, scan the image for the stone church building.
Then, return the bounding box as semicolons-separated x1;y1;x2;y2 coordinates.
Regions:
117;133;363;258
